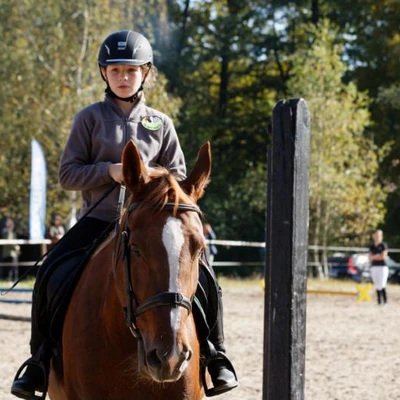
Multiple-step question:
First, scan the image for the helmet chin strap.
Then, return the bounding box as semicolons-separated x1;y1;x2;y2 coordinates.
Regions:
105;84;143;103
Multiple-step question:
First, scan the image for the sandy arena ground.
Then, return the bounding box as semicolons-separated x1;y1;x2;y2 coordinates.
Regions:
1;281;399;400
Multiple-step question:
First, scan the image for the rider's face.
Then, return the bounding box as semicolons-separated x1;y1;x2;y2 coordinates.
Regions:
103;64;143;98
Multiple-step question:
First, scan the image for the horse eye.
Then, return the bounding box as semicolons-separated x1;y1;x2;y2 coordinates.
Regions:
131;245;141;258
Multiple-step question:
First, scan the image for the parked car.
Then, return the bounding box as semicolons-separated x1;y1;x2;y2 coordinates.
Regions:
327;253;370;282
328;252;400;283
357;256;400;283
388;267;400;284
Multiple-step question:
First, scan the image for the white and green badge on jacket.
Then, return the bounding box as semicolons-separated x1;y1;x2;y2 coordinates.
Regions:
141;116;163;131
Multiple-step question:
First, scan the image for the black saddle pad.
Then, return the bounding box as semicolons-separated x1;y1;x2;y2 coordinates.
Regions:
36;242;101;347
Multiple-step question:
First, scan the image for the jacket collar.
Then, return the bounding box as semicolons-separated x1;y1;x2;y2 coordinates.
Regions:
104;93;145;118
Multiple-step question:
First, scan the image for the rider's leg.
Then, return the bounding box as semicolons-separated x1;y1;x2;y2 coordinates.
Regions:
197;253;238;397
11;217;111;400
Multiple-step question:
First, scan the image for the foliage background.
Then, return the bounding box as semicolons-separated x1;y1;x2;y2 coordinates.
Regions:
0;1;399;267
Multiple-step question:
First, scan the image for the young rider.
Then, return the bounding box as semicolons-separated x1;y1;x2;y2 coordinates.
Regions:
11;30;238;399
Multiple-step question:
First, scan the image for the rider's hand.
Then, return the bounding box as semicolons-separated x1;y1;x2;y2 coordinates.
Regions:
108;163;123;183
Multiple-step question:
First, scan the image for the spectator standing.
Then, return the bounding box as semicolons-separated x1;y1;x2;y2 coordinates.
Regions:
203;223;218;266
1;217;20;280
368;229;389;305
47;214;65;249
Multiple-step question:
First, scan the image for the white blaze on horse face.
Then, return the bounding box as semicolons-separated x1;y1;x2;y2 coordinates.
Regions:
162;216;185;354
162;217;185;292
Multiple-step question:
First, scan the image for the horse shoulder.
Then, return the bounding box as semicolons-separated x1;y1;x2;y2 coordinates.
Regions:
48;364;70;400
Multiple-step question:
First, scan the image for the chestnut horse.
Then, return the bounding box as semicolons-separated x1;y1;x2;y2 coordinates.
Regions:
48;140;211;400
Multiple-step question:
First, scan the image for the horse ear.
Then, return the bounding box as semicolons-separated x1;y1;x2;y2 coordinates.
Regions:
122;140;149;194
181;142;211;202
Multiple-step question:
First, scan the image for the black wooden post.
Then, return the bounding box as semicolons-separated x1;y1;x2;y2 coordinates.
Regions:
263;99;310;400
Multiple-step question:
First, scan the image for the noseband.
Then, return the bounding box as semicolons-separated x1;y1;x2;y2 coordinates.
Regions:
116;201;202;339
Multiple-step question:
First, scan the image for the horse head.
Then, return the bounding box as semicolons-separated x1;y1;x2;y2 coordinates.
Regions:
117;140;211;383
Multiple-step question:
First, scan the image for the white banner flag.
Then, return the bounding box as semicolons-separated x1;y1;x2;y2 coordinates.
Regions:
29;139;47;240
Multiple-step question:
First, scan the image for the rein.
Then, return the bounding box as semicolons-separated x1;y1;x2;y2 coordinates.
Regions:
115;200;201;339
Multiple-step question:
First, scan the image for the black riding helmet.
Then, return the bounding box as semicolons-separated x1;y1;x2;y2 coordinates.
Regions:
98;30;153;102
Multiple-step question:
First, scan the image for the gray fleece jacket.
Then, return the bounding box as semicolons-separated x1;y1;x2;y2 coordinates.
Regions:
59;94;186;222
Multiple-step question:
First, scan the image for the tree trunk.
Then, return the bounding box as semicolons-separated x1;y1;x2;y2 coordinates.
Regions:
322;202;330;276
311;0;319;25
218;51;229;118
313;197;323;278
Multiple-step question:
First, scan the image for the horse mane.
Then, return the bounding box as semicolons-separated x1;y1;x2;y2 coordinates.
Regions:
134;166;197;215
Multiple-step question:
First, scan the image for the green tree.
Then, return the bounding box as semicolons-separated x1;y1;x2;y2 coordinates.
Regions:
154;0;279;244
377;84;400;248
287;20;389;269
0;0;180;235
319;0;400;248
247;1;400;249
277;0;400;248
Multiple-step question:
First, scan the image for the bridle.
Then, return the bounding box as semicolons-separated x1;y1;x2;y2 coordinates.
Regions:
115;200;202;339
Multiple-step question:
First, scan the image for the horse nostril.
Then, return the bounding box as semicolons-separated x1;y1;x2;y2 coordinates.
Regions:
148;349;163;368
147;346;192;371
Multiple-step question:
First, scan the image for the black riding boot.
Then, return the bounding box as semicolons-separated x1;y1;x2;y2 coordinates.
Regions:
11;279;48;400
381;288;387;304
196;254;239;397
205;289;239;397
376;289;382;305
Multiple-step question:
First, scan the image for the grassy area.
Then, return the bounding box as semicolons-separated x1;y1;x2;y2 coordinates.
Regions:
1;276;264;292
218;275;263;289
218;276;364;290
307;277;360;290
219;276;388;292
308;277;400;291
1;276;398;292
0;278;35;289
